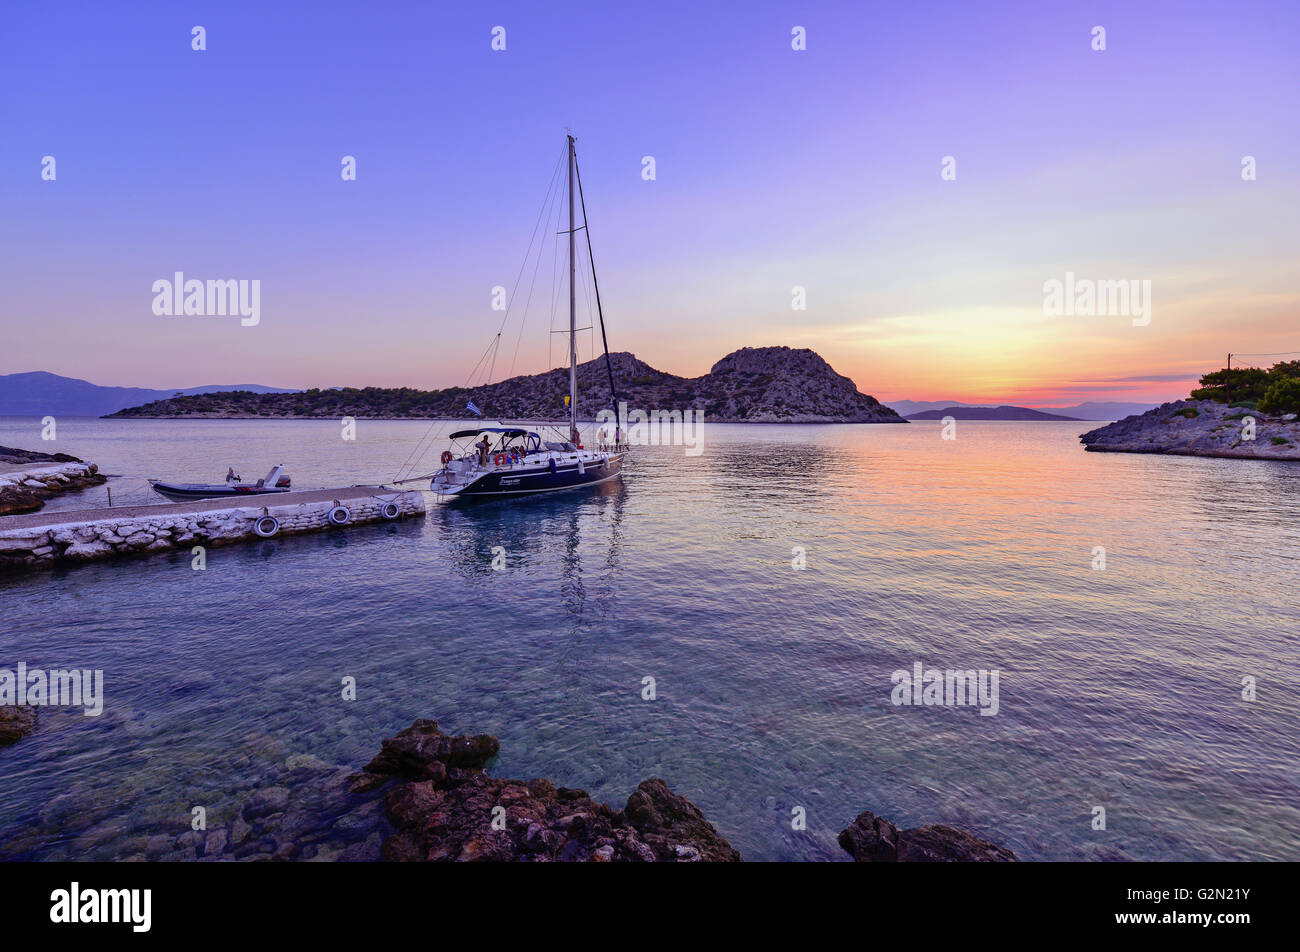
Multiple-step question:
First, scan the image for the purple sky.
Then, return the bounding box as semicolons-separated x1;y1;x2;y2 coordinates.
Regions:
2;0;1297;405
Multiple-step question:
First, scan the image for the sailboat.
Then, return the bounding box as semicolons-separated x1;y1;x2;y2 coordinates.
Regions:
429;135;626;500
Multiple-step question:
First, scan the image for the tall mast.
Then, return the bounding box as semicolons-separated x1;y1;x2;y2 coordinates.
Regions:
567;134;578;438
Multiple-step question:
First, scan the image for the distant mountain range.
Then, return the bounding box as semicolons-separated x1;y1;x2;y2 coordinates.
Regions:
4;369;1160;424
906;405;1082;421
107;347;906;423
0;372;298;417
885;399;1158;421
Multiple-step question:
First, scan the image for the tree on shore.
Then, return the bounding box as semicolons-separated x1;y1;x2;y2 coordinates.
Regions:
1192;361;1300;413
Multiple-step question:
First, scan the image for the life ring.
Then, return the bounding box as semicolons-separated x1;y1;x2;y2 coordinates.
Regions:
253;515;279;537
381;501;400;519
328;505;351;525
493;453;508;466
440;450;453;464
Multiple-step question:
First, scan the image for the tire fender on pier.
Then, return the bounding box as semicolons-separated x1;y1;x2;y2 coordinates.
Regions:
328;505;351;525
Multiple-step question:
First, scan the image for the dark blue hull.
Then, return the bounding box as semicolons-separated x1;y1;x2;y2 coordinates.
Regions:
454;454;623;498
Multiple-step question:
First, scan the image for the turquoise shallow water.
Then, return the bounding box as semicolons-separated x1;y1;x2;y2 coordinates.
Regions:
1;416;1298;861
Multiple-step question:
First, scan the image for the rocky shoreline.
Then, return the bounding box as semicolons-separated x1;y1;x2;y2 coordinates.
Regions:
1081;399;1300;460
0;446;106;516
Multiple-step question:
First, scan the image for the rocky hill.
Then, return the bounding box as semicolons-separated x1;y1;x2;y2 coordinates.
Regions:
108;347;905;424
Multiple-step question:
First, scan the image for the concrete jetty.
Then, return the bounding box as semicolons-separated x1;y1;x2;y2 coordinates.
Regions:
0;485;425;574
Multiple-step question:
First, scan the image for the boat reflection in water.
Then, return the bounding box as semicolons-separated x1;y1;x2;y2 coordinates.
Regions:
436;475;627;643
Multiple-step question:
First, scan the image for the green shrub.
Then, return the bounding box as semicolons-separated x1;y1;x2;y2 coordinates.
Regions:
1271;436;1290;446
1259;377;1300;415
1173;407;1199;419
1192;367;1268;403
1191;362;1300;404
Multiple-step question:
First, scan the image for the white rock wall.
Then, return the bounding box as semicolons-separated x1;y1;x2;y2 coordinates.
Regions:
0;490;425;572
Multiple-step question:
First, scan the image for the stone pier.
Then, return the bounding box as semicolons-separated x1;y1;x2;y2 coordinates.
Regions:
0;486;425;574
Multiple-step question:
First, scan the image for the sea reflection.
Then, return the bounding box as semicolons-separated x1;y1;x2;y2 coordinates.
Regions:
2;418;1299;861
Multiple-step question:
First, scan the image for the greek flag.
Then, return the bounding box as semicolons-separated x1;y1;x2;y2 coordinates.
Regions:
466;399;483;417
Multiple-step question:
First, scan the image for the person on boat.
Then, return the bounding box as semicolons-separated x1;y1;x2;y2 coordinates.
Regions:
226;467;240;483
477;435;491;466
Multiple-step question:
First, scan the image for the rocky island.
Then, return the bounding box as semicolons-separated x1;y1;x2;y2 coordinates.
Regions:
908;405;1081;421
107;347;905;424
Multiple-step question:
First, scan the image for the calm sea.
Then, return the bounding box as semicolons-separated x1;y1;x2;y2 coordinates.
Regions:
1;416;1298;861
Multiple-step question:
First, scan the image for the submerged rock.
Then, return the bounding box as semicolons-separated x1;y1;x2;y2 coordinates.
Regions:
839;810;1016;862
355;718;740;862
0;706;36;745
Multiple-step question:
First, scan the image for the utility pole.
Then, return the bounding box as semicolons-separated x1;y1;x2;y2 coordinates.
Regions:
1226;353;1232;404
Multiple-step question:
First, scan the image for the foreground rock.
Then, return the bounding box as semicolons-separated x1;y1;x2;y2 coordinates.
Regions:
0;706;37;746
0;447;105;516
1081;400;1300;460
353;719;741;862
839;810;1016;862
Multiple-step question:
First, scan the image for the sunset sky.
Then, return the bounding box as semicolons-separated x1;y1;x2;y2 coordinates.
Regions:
2;0;1297;406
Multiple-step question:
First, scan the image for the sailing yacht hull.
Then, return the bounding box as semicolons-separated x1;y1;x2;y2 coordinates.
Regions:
441;454;623;499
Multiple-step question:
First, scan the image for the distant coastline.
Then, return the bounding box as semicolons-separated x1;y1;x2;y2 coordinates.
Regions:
906;405;1082;422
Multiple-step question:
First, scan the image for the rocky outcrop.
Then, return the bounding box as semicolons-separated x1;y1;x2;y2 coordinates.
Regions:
1081;400;1300;459
0;446;85;466
0;449;105;516
0;706;37;746
352;719;741;862
108;347;905;424
838;810;1016;862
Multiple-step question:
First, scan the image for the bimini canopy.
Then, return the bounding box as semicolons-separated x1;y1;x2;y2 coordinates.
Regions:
448;427;537;440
